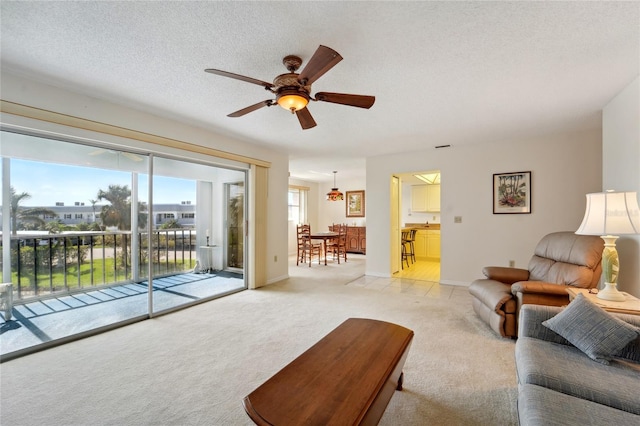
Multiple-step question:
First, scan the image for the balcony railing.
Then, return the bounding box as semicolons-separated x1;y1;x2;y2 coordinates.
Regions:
0;229;197;301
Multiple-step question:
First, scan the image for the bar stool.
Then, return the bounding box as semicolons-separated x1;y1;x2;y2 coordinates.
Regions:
401;230;411;269
407;229;417;263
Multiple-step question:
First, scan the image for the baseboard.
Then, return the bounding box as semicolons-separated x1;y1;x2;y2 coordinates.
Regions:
266;274;289;285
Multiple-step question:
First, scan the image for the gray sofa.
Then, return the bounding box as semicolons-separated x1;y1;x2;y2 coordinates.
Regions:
515;304;640;425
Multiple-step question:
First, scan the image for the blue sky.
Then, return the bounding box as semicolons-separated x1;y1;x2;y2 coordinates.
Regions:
8;159;196;206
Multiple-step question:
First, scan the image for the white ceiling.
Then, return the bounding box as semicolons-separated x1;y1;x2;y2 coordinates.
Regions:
1;1;638;182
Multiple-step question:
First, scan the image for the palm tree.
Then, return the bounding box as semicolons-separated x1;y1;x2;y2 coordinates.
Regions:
89;198;99;227
10;186;58;235
97;184;147;230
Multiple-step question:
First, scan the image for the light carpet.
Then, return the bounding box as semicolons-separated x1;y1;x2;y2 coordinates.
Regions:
0;255;517;425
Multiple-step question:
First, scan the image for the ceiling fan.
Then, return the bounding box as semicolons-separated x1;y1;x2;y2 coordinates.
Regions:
205;45;375;130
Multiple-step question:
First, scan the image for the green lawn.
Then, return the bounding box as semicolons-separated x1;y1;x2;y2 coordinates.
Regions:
10;257;196;294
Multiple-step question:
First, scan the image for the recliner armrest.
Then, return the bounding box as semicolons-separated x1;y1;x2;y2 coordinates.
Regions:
482;266;529;284
511;281;572;296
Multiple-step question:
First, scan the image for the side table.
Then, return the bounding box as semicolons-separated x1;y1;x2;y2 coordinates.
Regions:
566;287;640;316
198;245;218;274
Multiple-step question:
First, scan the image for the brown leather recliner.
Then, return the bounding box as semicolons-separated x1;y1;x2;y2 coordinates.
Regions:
468;232;604;338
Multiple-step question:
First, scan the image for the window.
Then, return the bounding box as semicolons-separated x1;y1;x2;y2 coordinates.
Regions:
288;187;308;224
64;214;72;219
163;213;175;219
181;213;194;218
75;213;83;219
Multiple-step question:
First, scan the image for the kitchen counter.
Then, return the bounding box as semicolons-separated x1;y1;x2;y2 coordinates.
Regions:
403;224;440;259
403;223;440;231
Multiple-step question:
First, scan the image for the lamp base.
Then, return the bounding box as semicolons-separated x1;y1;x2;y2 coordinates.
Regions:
597;282;626;302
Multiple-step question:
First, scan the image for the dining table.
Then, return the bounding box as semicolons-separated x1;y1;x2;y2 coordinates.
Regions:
310;231;339;265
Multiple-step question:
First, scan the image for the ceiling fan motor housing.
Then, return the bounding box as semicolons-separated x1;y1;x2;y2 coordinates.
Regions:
273;73;311;94
274;72;311;112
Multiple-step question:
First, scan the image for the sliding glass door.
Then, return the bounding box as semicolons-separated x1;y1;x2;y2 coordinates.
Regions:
0;130;247;359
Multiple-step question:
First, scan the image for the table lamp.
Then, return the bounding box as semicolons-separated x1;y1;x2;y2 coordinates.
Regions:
575;191;640;301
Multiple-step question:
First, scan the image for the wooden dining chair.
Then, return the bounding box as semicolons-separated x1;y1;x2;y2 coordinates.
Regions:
296;224;322;267
327;223;348;264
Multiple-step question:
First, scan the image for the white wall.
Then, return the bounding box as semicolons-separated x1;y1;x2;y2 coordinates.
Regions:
1;71;290;285
603;76;640;296
366;130;603;285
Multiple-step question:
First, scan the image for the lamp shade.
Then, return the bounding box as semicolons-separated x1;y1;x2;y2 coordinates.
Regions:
326;170;344;201
576;191;640;236
326;189;344;201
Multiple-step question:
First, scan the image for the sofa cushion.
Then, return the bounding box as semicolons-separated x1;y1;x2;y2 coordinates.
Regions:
542;293;639;364
516;336;640;414
518;383;640;426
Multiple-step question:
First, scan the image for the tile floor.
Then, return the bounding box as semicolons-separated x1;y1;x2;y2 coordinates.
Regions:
346;274;461;299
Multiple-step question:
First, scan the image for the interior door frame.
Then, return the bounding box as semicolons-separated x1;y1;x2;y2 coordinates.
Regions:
390;175;400;273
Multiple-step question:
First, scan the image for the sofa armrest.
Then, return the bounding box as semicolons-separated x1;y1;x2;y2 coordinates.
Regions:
511;281;572;308
517;304;572;345
482;266;529;284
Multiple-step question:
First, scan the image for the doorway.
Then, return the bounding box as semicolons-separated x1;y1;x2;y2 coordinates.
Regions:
391;171;441;282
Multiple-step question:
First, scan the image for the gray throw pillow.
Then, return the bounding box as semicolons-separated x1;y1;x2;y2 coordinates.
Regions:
542;293;639;365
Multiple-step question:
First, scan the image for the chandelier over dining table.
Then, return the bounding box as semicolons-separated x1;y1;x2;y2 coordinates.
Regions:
326;171;344;201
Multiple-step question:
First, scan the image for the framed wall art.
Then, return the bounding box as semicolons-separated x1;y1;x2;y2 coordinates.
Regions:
493;171;531;214
346;190;365;217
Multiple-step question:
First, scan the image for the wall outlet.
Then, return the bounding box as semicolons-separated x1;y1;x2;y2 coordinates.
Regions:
509;260;515;267
454;216;462;223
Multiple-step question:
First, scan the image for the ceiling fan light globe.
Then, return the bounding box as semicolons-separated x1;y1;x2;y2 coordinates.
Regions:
277;94;308;113
276;90;308;113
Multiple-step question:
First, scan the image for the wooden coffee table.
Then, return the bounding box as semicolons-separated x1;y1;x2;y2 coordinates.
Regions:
242;318;414;426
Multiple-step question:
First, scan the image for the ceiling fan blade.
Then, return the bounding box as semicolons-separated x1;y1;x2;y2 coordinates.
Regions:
227;100;274;117
295;107;317;130
298;45;343;86
205;69;274;89
315;92;375;109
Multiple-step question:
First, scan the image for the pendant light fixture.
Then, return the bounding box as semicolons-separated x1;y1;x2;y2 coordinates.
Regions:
326;171;344;201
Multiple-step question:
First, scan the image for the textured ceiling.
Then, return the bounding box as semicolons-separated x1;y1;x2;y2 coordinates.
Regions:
1;1;638;182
